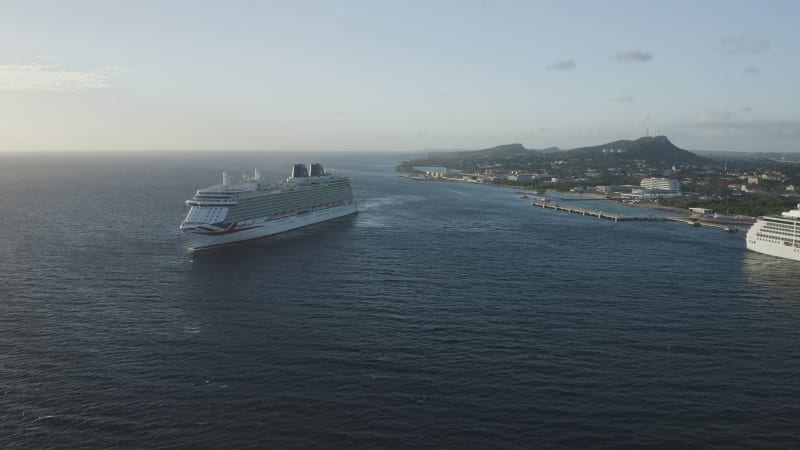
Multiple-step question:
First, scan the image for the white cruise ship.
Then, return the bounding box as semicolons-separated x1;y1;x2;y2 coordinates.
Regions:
180;163;357;249
746;204;800;261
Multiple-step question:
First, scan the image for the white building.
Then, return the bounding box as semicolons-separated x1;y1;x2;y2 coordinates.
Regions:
641;177;681;192
507;174;537;183
637;177;681;199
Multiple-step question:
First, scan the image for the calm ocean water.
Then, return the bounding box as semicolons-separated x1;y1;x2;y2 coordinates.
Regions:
1;151;799;448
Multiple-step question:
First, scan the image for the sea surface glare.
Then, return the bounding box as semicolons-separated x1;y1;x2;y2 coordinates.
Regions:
1;151;799;448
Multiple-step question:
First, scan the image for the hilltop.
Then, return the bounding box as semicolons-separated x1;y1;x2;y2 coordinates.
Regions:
426;143;541;161
399;136;711;172
556;136;711;165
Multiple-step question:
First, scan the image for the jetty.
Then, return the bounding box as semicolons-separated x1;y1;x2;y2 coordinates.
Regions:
531;201;747;233
664;217;740;232
531;202;661;222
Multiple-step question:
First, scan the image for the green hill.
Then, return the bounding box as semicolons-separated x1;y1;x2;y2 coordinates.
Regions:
428;143;539;160
559;136;710;164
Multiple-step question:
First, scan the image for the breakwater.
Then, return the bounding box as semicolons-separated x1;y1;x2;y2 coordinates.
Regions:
532;201;748;232
531;201;661;222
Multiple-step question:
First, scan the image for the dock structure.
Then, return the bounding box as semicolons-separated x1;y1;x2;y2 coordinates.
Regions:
664;217;739;232
531;202;661;222
531;201;743;233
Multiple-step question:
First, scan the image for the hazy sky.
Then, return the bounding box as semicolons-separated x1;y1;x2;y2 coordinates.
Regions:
1;0;798;152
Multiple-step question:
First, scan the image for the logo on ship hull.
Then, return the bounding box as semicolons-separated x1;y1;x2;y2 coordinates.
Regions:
190;222;262;236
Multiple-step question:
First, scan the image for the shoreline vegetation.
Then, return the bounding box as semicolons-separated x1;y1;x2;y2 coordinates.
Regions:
536;189;755;226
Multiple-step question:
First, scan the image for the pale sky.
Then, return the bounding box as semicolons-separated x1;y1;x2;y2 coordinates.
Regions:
1;0;798;152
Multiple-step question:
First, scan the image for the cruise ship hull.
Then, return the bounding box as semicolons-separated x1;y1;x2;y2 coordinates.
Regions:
183;204;357;250
746;221;800;262
746;238;800;261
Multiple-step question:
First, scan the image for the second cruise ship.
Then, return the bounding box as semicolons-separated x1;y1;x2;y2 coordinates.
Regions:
746;204;800;261
180;163;357;249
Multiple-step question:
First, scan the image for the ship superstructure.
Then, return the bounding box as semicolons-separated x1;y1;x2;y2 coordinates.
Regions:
180;163;356;249
746;204;800;261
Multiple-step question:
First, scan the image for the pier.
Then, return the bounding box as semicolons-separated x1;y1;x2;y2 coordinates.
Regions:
664;217;739;232
531;202;661;222
531;201;745;233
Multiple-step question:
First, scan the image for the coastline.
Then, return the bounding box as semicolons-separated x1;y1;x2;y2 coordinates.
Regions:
534;191;757;226
400;173;757;226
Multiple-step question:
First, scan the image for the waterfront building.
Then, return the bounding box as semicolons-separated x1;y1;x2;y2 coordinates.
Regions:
640;177;681;193
638;177;681;199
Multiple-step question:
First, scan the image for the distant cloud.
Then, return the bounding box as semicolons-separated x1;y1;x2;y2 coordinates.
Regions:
719;35;771;54
700;106;733;122
682;120;800;139
612;95;635;102
546;59;575;71
0;64;126;92
616;50;652;63
740;106;753;112
743;66;760;75
424;89;454;101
